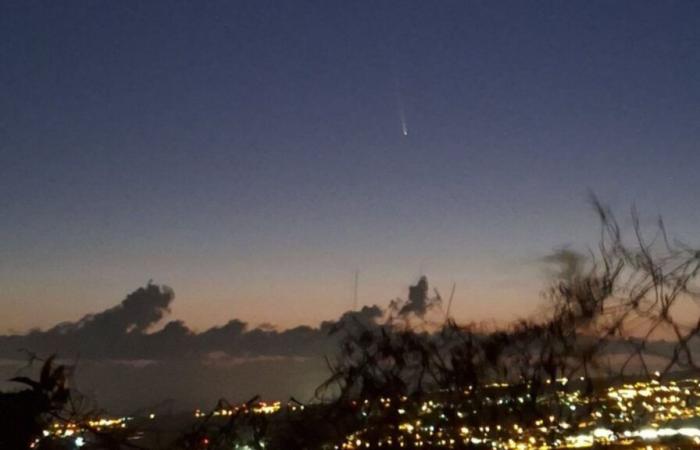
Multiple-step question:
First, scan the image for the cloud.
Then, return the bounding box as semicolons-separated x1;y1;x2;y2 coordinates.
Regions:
0;283;383;362
542;248;587;282
394;276;441;318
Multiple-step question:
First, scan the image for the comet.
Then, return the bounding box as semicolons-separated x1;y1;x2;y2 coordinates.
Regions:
395;76;408;136
399;102;408;136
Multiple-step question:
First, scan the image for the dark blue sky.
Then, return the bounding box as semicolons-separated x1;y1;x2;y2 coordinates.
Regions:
2;1;699;332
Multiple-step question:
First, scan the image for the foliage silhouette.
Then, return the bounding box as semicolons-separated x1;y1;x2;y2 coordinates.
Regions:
0;356;69;449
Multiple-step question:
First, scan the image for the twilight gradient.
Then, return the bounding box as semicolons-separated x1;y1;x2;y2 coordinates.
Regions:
2;0;700;333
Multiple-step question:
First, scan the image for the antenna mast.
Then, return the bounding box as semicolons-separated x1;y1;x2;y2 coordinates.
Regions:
353;270;359;311
444;282;456;323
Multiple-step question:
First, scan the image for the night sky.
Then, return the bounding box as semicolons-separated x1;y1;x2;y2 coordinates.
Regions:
2;1;700;333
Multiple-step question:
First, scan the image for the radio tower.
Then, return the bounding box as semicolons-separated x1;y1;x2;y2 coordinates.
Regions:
353;270;359;311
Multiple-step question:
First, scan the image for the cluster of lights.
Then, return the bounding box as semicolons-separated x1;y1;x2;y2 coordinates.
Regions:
86;417;128;430
37;415;132;448
253;401;282;414
195;400;282;419
34;376;700;449
336;376;700;449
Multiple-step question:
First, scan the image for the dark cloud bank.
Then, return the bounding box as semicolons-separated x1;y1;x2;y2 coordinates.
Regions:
0;284;383;361
0;283;383;413
0;282;683;413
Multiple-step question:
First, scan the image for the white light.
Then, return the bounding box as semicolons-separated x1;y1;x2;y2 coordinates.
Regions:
679;428;700;437
637;429;658;440
592;428;614;439
657;428;677;437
